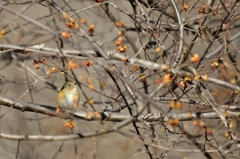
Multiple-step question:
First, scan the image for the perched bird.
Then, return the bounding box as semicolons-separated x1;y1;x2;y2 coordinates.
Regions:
57;81;80;128
57;81;80;109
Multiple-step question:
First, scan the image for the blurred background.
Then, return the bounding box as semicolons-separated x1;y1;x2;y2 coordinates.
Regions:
0;0;240;159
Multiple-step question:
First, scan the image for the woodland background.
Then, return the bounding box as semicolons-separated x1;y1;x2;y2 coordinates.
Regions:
0;0;240;159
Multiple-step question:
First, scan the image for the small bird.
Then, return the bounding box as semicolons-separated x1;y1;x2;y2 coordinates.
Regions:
57;81;80;110
57;81;80;128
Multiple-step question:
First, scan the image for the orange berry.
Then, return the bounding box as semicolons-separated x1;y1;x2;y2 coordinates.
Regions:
82;61;90;67
50;67;56;73
176;102;183;109
33;60;38;65
87;24;95;35
74;24;80;30
191;54;200;63
140;74;146;82
117;31;122;35
211;61;218;68
0;29;4;35
110;66;115;71
193;120;198;126
199;5;206;14
212;90;218;97
84;111;92;119
87;77;92;84
181;3;188;11
116;22;124;27
173;119;179;126
99;81;105;88
117;45;126;52
34;65;40;70
114;40;122;46
184;77;191;82
155;47;161;53
200;74;208;81
194;75;200;80
63;13;69;19
67;60;78;69
167;119;173;125
199;121;204;129
163;65;169;71
178;81;185;89
132;65;138;71
224;132;229;138
88;84;94;91
46;67;56;74
80;18;87;24
70;18;75;22
88;99;94;105
168;119;179;127
206;128;211;134
94;111;100;118
122;57;127;63
66;22;72;29
163;74;172;84
169;101;175;109
118;36;123;41
221;63;226;68
224;112;228;118
78;75;83;81
61;32;70;38
64;121;74;129
89;24;95;31
41;58;46;64
156;79;162;85
186;112;191;119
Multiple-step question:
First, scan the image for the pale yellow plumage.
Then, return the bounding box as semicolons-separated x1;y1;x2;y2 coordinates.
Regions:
57;81;80;109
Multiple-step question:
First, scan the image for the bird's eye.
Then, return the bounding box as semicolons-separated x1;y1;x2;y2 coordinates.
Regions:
68;83;71;86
